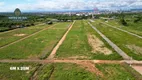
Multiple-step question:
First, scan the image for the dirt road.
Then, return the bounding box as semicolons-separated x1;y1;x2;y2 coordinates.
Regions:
47;21;76;59
88;22;131;60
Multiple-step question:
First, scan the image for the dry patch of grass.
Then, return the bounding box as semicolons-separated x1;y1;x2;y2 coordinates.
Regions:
127;45;142;55
14;34;26;37
87;34;112;55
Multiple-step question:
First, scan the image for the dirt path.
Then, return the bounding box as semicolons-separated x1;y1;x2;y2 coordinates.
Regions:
47;21;76;59
0;59;142;75
0;59;142;64
88;22;131;60
132;65;142;75
101;22;142;39
77;61;103;76
0;24;57;49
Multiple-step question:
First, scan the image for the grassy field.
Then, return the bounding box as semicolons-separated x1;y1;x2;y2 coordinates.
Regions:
90;20;142;60
0;24;49;47
0;27;10;32
95;63;136;80
49;63;96;80
84;20;122;60
0;63;96;80
36;64;54;80
0;22;71;59
0;62;140;80
102;19;142;36
56;20;122;60
0;62;39;80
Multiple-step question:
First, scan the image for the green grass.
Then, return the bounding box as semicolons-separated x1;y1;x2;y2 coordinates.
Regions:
0;24;49;47
56;20;92;59
0;62;39;80
0;22;71;59
84;20;122;60
103;19;142;36
0;27;10;31
90;20;142;60
50;63;96;80
36;64;54;80
95;64;136;80
56;20;122;60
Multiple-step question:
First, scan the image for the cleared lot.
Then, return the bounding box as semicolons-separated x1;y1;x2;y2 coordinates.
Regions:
90;20;142;60
56;20;122;60
0;62;39;80
0;61;141;80
96;63;137;80
0;22;71;59
0;24;49;47
103;19;142;36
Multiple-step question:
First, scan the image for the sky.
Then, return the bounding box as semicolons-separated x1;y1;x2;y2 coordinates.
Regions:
0;0;142;12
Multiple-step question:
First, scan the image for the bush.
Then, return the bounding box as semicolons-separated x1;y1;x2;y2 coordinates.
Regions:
120;18;127;26
134;17;141;23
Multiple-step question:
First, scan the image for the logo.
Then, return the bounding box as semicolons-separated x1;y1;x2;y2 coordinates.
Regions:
14;8;21;16
8;8;27;20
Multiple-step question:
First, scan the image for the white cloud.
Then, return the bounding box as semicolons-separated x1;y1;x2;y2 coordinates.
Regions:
0;0;142;12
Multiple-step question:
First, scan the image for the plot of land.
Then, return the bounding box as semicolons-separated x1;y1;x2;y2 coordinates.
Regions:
0;61;139;80
87;34;112;55
0;20;142;80
103;19;142;36
38;63;96;80
0;62;39;80
95;64;136;80
0;24;49;47
0;22;71;59
56;20;122;60
90;19;142;60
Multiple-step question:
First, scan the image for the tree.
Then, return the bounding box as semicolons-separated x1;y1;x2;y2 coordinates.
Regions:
134;17;141;23
120;18;127;26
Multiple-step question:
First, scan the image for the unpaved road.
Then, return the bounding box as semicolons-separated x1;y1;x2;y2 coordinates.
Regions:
0;59;142;76
132;65;142;75
88;22;131;60
47;21;76;59
0;59;142;65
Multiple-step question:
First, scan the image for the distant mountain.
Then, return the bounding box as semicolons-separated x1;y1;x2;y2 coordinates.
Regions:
130;9;142;11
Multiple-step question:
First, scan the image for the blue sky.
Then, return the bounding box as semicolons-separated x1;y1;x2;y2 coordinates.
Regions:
0;0;142;12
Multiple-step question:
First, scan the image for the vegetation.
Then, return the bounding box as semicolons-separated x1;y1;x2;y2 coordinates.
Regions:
56;20;122;60
90;20;142;60
0;12;91;32
0;22;71;59
36;64;54;80
122;63;142;80
0;24;49;47
56;20;92;59
120;18;127;26
50;63;96;80
0;62;39;80
97;12;142;36
96;63;136;80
